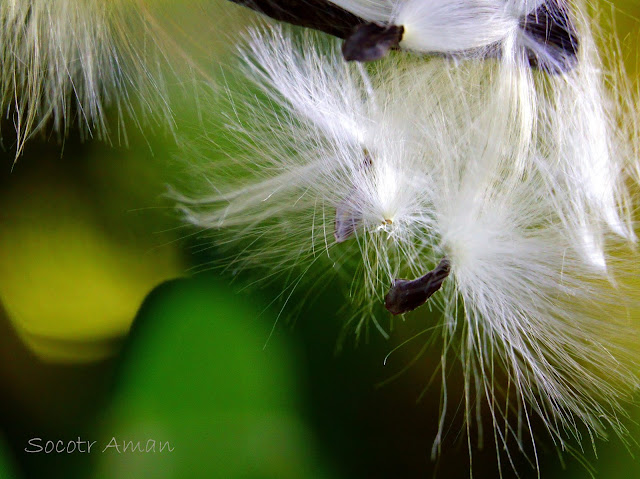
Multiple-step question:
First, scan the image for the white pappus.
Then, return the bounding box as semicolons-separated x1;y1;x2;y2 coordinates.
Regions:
0;0;174;157
178;18;640;476
328;0;578;74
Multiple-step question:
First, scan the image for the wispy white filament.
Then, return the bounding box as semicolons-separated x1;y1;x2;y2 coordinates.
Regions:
329;0;530;49
178;14;639;474
329;0;580;73
0;0;174;156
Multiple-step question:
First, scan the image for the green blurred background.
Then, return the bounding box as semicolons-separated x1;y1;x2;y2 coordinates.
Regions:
1;1;639;478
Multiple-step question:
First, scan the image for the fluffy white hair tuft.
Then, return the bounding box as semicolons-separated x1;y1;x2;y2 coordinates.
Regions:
178;13;640;474
0;0;175;157
331;0;578;71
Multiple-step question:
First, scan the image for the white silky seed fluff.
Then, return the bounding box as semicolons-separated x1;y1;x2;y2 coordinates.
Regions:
329;0;535;51
178;7;640;474
0;0;174;157
330;0;578;72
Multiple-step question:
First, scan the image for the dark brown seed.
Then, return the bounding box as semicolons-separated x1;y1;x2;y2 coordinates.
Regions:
342;23;404;62
521;0;579;74
334;195;361;243
385;258;451;315
334;151;373;243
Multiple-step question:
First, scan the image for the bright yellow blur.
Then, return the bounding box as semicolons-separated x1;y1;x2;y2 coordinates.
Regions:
0;174;183;362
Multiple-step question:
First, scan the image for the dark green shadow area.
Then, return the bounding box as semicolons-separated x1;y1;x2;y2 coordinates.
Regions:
0;435;18;479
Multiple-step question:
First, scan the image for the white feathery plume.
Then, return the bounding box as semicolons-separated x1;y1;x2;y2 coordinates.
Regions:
329;0;534;48
0;0;175;157
178;18;639;475
328;0;579;72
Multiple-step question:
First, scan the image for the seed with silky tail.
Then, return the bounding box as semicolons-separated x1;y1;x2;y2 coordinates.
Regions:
178;26;640;474
334;150;372;243
337;0;579;71
228;0;579;73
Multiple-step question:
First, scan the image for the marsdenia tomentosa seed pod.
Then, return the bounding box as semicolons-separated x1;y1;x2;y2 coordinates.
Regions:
0;0;174;157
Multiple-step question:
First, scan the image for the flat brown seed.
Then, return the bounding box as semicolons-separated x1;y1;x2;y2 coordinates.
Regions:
521;0;579;74
342;23;404;62
334;151;373;243
334;193;361;243
384;258;451;315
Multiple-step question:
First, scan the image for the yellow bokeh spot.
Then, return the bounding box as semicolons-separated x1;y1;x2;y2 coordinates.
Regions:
0;175;183;363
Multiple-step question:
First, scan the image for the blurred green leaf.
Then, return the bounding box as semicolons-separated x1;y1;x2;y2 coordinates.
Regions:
93;275;337;479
